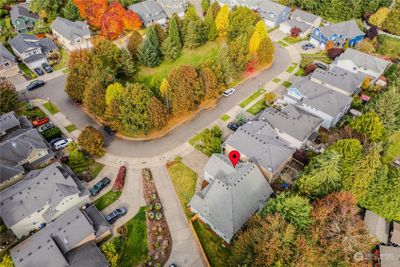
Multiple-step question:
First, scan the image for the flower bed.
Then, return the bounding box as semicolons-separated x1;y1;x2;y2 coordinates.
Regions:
142;168;172;266
112;165;126;191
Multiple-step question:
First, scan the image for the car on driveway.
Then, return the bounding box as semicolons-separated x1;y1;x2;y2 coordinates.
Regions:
32;116;49;127
89;177;111;196
223;88;235;97
49;137;63;145
42;62;53;73
301;43;315;50
103;125;115;136
37;122;54;133
26;80;45;91
315;62;328;70
227;122;240;131
105;207;127;224
34;67;44;76
53;138;72;150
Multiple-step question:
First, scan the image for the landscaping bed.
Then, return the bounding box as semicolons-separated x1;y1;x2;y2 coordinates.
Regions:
142;168;172;266
94;190;122;211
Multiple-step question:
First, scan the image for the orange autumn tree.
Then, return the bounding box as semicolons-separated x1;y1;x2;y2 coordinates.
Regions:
73;0;142;40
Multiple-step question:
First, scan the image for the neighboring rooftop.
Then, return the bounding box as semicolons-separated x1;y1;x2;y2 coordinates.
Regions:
311;66;364;94
128;0;168;25
204;153;236;182
257;0;288;22
335;48;391;75
291;8;318;24
65;241;109;267
0;163;89;227
51;17;91;41
156;0;186;17
10;3;39;22
0;111;20;136
0;43;16;65
318;20;364;38
224;120;294;173
190;155;273;242
364;210;390;244
391;222;400;246
259;105;322;142
285;19;311;33
379;245;400;267
9;34;57;54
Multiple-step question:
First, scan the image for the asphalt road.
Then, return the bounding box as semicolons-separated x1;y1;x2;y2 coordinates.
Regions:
24;44;292;157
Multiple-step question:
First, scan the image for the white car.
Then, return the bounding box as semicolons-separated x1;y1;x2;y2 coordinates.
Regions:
223;88;236;97
53;138;72;150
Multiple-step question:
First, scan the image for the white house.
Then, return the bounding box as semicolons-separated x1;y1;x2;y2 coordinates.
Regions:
257;0;290;28
333;48;391;82
50;17;92;51
279;9;321;37
156;0;187;17
0;163;90;238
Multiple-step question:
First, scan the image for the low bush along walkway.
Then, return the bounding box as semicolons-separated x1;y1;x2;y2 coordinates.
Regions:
94;166;126;211
142;168;172;266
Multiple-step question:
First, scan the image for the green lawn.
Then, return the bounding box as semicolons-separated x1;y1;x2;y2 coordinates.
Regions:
383;130;400;164
136;41;222;87
220;114;230;122
189;129;207;146
283;36;307;44
65;124;77;133
286;63;298;73
282;81;292;88
239;88;266;108
193;220;231;267
277;40;288;47
52;49;70;71
16;106;46;119
294;68;306;76
94;190;122;211
272;77;281;83
43;101;59;114
246;99;268;115
167;161;197;218
300;52;333;64
89;161;105;178
18;63;35;77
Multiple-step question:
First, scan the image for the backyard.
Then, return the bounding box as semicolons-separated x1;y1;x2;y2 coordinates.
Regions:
94;190;122;211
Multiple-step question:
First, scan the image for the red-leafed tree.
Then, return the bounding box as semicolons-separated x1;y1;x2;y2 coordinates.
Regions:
305;63;317;74
113;165;126;191
74;0;108;28
327;47;344;60
290;27;301;37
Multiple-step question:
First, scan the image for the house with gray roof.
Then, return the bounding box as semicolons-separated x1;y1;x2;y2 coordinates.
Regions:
310;20;365;49
259;105;322;149
0;112;22;137
334;48;391;82
364;210;390;244
204;153;237;183
157;0;187;17
257;0;290;28
280;9;321;37
8;34;58;70
129;0;168;26
10;3;39;33
0;162;90;238
213;0;261;10
10;206;110;267
0;43;19;77
310;66;364;96
223;120;295;182
284;78;352;129
379;245;400;267
51;17;92;51
391;222;400;246
189;154;273;243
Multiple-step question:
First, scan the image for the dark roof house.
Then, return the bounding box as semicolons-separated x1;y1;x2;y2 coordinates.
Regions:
10;3;39;33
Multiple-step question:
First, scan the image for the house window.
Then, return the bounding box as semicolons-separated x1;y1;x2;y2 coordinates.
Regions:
268;12;276;18
4;62;9;67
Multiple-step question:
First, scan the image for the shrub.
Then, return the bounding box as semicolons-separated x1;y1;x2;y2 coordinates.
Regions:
290;27;301;37
112;165;126;191
327;48;344;60
155;212;163;220
304;64;317;75
154;202;162;211
148;211;155;220
42;127;62;140
78;126;105;157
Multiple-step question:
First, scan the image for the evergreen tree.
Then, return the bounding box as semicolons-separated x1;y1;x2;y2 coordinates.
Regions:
162;16;182;61
384;4;400;35
154;23;167;44
349;112;386;142
204;4;219;40
33;18;49;34
30;0;62;19
327;139;363;179
63;0;80;21
138;26;162;67
185;19;206;48
229;35;250;71
217;45;236;83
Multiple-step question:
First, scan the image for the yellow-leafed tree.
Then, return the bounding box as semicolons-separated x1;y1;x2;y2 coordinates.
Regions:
369;7;390;28
249;21;268;54
215;4;229;37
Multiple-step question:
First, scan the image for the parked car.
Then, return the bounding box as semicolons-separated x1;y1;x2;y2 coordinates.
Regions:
42;62;53;73
301;43;315;50
32;116;49;127
103;125;115;136
89;177;111;196
53;138;72;150
37;122;54;133
34;67;44;76
105;207;127;224
49;137;63;145
26;80;45;91
315;62;328;70
223;88;236;97
227;122;240;131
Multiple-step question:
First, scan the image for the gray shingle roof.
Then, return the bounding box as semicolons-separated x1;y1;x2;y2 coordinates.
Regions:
0;43;16;64
319;19;364;38
190;155;273;242
10;3;39;23
156;0;186;17
0;112;20;135
286;19;311;33
204;153;236;182
335;48;391;74
9;34;57;55
0;163;89;227
289;78;352;117
65;241;109;267
391;222;400;245
224;120;295;173
379;245;400;267
38;38;58;54
364;210;389;244
257;0;288;22
23;53;46;63
311;66;364;94
129;0;167;25
291;9;318;24
10;207;108;267
51;17;91;41
259;105;322;142
0;163;24;185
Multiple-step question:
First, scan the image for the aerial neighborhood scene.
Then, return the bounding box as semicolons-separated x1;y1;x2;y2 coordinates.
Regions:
0;0;400;266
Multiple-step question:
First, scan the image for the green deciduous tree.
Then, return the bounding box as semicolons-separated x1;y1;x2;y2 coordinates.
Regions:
349;112;386;142
30;0;62;19
105;82;124;106
384;4;400;35
127;30;143;61
138;26;162;67
199;66;219;100
0;79;18;114
78;126;105;157
199;125;222;155
67;142;89;173
201;0;210;14
229;35;250;72
217;45;236;83
369;7;390;28
83;79;106;116
227;6;260;41
147;96;168;130
0;253;14;267
162;16;182;61
33;18;49;34
63;0;80;21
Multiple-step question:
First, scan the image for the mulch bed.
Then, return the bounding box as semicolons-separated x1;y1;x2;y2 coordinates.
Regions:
142;168;172;266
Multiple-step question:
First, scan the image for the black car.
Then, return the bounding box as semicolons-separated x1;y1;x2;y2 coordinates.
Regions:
103;125;115;136
105;207;127;224
89;177;111;196
227;122;240;131
315;62;328;70
42;63;53;73
26;80;45;91
34;67;44;76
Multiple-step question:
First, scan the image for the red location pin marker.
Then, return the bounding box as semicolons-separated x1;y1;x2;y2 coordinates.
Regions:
228;150;240;167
